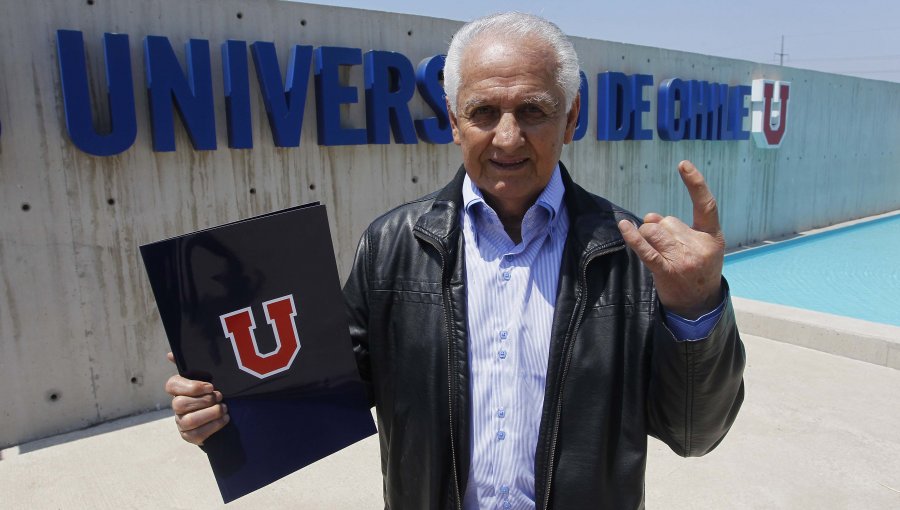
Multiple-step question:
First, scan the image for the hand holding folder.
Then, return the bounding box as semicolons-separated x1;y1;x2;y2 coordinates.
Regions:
141;203;376;503
165;352;229;445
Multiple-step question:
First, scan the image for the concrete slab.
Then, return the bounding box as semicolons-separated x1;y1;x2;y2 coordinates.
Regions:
0;410;383;509
645;334;900;509
2;334;899;508
733;297;900;370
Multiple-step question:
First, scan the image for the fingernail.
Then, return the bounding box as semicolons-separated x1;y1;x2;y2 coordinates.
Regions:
221;403;228;413
215;391;223;402
223;414;231;423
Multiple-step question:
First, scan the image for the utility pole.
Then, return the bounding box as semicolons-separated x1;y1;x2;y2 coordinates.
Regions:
775;35;788;65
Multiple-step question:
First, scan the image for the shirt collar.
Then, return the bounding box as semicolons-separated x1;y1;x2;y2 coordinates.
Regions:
462;164;565;222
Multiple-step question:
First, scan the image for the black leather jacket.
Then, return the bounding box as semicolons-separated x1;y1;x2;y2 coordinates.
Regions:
344;164;745;509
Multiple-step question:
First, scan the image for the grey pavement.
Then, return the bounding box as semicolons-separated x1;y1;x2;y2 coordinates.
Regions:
2;334;899;509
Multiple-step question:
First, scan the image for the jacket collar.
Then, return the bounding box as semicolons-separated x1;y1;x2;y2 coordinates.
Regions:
412;165;466;253
557;162;626;259
414;162;625;256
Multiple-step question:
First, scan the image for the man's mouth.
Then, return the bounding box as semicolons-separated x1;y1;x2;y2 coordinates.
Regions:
489;158;528;169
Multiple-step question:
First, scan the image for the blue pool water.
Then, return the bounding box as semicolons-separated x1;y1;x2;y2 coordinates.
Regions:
723;214;900;327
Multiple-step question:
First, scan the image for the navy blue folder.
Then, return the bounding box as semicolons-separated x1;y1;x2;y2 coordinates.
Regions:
140;203;376;503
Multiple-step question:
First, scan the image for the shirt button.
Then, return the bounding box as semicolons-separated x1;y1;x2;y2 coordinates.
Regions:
499;485;509;495
499;330;508;340
498;350;507;360
497;408;506;418
497;431;506;440
503;501;512;509
501;271;511;281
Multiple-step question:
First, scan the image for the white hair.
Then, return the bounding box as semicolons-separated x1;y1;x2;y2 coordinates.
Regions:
443;12;581;114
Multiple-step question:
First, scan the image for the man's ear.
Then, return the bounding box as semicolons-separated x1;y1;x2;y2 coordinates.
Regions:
563;92;581;144
447;98;461;145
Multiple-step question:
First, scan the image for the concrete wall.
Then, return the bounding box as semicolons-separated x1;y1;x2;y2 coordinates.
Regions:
1;0;898;447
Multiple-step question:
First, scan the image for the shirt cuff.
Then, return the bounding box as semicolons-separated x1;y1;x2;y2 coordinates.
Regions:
664;294;727;341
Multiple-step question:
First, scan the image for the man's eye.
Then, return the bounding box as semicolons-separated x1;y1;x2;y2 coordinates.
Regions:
469;106;495;118
519;105;549;121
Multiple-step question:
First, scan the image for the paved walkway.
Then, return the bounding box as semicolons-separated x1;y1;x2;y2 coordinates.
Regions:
2;334;899;509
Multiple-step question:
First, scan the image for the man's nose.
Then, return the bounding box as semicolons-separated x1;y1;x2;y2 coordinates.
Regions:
492;112;524;150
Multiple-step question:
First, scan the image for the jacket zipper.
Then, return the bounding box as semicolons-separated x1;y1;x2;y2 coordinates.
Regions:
542;242;625;510
415;229;464;510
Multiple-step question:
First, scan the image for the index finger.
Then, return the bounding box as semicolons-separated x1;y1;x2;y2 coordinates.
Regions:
678;160;720;233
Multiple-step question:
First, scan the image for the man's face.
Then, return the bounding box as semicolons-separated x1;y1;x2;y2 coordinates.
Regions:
448;36;580;217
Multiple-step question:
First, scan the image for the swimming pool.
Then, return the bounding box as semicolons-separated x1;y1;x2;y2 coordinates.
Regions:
723;213;900;327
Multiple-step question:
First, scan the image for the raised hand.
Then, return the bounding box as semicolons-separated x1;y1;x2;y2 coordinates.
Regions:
617;160;725;319
164;352;230;445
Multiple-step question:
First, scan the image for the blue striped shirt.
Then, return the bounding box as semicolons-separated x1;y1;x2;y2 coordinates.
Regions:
459;166;723;510
461;166;568;510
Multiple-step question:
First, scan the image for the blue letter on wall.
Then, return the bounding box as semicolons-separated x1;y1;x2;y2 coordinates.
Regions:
222;40;252;149
727;85;751;140
144;36;216;151
597;72;632;141
414;55;451;144
657;78;687;141
572;70;589;141
251;42;313;148
56;30;137;156
629;74;653;140
708;83;727;140
314;47;367;146
683;80;708;140
364;51;417;144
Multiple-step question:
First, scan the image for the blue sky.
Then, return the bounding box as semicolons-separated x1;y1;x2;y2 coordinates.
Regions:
293;0;900;83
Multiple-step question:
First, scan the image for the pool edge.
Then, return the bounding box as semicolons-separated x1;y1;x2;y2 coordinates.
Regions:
732;297;900;371
725;209;900;260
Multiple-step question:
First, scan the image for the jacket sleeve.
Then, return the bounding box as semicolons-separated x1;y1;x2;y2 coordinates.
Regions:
343;227;375;407
646;280;746;457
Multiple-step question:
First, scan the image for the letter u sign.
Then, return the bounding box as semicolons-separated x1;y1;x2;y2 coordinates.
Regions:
219;295;301;378
751;79;790;148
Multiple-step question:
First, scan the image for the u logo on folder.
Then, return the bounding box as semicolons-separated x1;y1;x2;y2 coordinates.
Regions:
219;295;301;379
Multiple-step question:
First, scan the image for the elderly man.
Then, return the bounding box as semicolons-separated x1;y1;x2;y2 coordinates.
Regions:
167;12;745;509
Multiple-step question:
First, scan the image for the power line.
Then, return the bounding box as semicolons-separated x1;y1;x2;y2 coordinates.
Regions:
826;68;900;74
789;54;900;62
783;26;900;38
